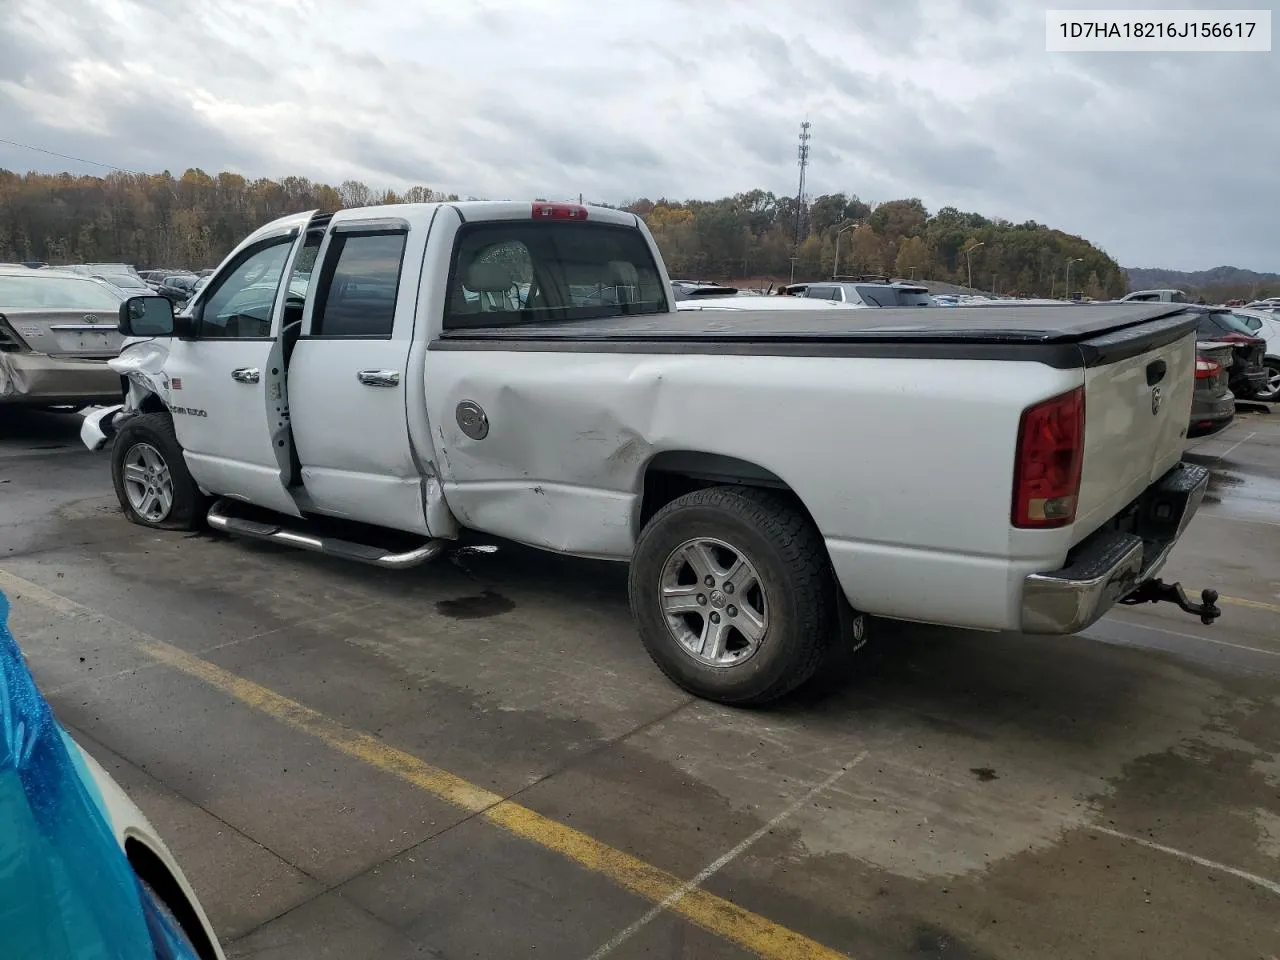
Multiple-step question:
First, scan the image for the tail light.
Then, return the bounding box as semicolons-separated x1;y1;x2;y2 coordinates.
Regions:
1215;333;1264;346
0;314;30;353
1195;358;1221;379
532;202;588;221
1012;387;1085;528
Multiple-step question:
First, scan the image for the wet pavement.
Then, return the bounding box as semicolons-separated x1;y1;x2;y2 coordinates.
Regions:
1;407;1278;959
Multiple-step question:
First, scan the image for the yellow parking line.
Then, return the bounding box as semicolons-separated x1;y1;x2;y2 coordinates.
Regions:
0;569;848;960
1218;594;1280;616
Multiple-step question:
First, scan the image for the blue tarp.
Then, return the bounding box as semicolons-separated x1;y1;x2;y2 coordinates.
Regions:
0;588;200;959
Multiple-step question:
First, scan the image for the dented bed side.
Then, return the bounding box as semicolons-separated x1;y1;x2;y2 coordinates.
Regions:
421;347;1085;630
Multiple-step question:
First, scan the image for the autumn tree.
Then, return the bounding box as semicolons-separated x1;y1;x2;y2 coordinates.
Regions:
894;236;930;279
842;225;884;275
0;168;1129;294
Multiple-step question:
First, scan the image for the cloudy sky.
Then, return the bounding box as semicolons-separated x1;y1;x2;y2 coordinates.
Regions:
1;0;1275;271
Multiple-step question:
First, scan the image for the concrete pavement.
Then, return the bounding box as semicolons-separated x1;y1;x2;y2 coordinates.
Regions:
1;407;1277;959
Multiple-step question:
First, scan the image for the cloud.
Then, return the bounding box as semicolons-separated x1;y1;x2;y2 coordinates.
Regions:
0;0;1274;270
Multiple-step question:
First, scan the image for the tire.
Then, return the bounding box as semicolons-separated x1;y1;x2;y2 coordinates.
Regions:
111;411;208;530
629;485;841;705
137;874;203;956
1256;358;1280;402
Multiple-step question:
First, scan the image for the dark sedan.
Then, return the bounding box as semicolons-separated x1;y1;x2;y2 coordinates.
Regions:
1192;307;1267;400
1189;343;1236;438
154;274;199;304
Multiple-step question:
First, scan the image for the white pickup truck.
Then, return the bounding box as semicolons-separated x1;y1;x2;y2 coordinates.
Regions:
82;200;1220;704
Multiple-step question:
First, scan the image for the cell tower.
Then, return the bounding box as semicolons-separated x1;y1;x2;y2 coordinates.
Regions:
791;120;811;283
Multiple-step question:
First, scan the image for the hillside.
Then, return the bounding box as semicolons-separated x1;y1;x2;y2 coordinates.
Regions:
1125;265;1279;300
0;167;1128;298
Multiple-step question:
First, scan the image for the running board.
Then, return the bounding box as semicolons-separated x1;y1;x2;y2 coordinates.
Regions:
206;499;445;569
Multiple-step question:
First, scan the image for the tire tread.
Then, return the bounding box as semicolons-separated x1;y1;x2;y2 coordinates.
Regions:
111;411;208;530
630;484;839;705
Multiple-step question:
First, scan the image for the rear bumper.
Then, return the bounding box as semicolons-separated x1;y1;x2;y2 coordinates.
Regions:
1187;391;1236;437
1020;461;1209;633
0;352;122;405
1232;370;1267;398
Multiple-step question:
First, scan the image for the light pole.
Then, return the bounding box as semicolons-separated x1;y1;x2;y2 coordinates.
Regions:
832;221;859;279
1065;257;1083;300
963;241;985;292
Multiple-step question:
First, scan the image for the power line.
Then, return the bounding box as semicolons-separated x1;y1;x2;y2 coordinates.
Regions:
0;137;140;174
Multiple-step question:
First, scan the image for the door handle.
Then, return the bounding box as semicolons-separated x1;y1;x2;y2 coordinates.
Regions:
231;367;260;384
357;370;401;388
1146;359;1167;385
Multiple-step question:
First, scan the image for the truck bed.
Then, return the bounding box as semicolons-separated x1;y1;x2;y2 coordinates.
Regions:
435;304;1200;368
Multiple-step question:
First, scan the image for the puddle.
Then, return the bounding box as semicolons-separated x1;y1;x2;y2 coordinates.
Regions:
1198;461;1280;511
435;589;516;619
452;544;500;558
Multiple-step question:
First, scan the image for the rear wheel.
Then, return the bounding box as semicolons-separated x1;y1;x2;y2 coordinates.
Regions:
1256;358;1280;402
629;486;842;705
111;412;208;530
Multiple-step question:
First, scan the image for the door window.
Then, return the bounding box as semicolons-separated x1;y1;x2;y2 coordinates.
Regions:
311;231;408;338
197;238;294;339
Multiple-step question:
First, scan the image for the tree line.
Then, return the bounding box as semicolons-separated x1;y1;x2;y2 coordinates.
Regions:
0;167;1128;298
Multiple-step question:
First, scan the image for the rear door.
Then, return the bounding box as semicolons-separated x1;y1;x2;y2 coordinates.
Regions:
286;210;430;532
160;223;309;517
1072;321;1198;541
422;203;673;554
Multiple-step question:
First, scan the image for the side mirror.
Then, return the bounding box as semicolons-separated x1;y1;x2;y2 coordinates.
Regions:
118;295;175;337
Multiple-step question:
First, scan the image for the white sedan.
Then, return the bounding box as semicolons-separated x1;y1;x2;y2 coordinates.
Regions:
1228;308;1280;401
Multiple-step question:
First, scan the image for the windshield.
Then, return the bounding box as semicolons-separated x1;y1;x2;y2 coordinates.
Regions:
444;221;668;329
96;273;150;291
894;288;933;306
854;285;896;306
1230;312;1264;333
1216;312;1258;336
0;275;122;309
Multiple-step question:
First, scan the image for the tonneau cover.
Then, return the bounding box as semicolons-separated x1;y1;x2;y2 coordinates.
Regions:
441;303;1192;344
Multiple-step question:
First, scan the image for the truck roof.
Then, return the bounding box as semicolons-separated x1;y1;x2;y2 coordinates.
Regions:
248;202;639;244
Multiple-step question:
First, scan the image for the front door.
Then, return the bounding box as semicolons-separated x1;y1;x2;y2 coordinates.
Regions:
286;217;424;532
165;230;304;517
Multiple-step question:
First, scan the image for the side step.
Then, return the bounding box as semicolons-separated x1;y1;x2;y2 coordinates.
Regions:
206;499;446;570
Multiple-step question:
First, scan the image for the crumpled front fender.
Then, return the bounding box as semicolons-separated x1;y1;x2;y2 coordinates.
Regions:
80;405;124;451
108;338;174;406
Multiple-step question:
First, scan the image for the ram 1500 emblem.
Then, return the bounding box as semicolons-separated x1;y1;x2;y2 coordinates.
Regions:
1151;385;1162;415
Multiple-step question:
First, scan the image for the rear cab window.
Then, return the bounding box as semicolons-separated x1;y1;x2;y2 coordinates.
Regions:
444;221;668;329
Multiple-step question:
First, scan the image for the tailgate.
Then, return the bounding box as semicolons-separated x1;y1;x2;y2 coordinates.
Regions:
1073;324;1198;542
1;308;123;358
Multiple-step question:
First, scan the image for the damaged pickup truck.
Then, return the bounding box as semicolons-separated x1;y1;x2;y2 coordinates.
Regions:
81;200;1221;705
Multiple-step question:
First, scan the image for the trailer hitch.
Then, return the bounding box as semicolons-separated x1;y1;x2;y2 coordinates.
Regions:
1119;579;1221;625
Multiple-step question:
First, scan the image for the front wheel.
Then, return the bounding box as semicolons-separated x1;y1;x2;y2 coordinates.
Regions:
111;412;208;530
629;486;842;705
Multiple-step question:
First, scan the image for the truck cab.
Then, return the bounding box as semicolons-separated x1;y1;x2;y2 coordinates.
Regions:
88;201;671;540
